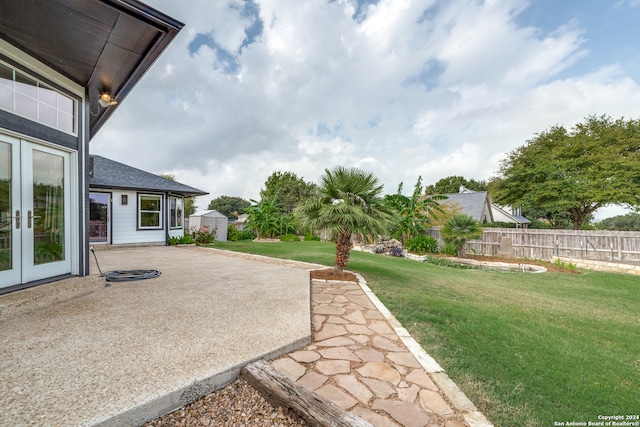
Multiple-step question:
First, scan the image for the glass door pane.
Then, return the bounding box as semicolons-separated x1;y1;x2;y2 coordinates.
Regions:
32;150;64;265
89;193;109;243
0;134;21;289
0;142;12;271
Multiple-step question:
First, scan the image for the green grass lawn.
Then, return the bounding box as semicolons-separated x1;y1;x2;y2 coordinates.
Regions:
210;241;640;427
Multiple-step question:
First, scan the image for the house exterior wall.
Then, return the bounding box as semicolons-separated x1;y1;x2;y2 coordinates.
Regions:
92;190;186;245
0;39;87;291
491;207;514;223
168;227;184;239
110;190;166;245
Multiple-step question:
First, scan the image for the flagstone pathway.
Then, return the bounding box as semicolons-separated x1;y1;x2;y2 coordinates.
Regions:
201;248;493;427
270;276;493;427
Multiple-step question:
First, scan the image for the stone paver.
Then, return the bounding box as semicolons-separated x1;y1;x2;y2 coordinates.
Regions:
196;249;492;427
265;266;493;427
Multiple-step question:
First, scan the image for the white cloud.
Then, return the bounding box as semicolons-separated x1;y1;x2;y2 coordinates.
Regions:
90;0;640;220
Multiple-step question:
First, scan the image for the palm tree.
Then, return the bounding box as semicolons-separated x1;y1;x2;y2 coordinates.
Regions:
295;166;390;274
440;213;483;258
384;176;446;244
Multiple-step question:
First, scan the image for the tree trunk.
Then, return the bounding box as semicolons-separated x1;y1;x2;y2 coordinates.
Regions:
334;232;352;273
570;204;598;230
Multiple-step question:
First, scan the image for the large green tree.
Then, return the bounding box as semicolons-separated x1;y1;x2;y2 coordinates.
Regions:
596;213;640;231
295;166;390;274
207;195;251;219
426;175;487;194
384;176;445;244
490;115;640;230
260;171;317;214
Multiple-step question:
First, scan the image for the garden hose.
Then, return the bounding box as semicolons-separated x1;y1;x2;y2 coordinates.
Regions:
90;247;161;284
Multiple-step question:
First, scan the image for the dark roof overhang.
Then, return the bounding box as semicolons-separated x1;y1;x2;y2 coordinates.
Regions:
0;0;184;137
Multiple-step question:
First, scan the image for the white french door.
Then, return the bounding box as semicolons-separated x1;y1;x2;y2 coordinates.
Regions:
0;133;71;288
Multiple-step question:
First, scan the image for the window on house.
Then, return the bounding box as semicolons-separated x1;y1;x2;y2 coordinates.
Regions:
0;61;76;134
138;194;162;229
169;196;183;228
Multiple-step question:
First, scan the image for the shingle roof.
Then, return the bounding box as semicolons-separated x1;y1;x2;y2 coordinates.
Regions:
440;191;490;221
511;214;532;224
89;155;207;196
190;210;227;218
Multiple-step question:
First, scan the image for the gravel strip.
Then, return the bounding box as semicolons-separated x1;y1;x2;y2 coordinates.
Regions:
144;377;309;427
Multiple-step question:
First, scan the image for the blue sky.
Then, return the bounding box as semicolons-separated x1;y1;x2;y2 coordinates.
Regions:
91;0;640;219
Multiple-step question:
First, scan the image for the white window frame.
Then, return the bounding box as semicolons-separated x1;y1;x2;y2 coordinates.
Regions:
138;193;163;230
169;196;183;229
0;60;76;135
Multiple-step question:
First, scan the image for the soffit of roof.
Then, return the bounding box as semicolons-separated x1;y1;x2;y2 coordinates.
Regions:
0;0;183;137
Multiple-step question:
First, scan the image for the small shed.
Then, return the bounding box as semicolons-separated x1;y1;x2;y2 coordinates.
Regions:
189;210;228;241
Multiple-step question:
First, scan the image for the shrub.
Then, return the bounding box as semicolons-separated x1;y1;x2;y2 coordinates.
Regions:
553;258;577;271
227;225;239;241
237;230;256;240
192;225;215;244
168;234;195;245
440;242;458;256
180;234;195;244
304;234;321;241
425;255;471;269
280;234;300;242
405;235;439;254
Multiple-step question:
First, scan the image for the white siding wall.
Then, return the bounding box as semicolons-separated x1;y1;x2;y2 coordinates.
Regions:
168;228;184;239
111;190;166;245
491;208;513;223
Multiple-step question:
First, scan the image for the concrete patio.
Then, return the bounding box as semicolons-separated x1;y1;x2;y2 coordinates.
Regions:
0;246;311;426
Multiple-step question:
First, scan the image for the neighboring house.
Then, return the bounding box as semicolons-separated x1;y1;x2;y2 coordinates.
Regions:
0;1;182;294
439;186;530;228
491;204;531;228
89;155;207;246
440;188;494;224
189;210;228;241
231;213;249;230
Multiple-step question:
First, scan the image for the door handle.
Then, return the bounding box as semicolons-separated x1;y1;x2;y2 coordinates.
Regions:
12;210;21;229
27;210;41;229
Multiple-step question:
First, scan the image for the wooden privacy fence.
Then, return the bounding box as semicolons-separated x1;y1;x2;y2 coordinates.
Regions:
427;227;640;262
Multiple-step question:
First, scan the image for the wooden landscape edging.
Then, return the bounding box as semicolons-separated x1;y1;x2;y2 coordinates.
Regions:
241;360;374;427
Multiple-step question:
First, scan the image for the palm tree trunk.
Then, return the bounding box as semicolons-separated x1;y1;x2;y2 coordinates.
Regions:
334;231;352;273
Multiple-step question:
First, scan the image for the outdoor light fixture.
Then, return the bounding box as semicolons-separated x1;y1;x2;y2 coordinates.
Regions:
98;92;118;107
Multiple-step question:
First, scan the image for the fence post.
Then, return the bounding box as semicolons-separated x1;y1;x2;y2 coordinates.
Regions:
618;235;622;261
611;243;614;262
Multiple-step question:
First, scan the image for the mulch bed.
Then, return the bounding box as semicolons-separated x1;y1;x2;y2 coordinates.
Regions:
309;269;359;282
464;254;579;273
309;255;578;281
